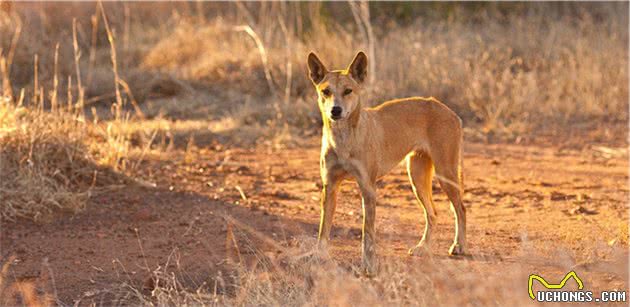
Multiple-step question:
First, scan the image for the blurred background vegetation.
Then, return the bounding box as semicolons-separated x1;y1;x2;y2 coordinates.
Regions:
1;2;627;140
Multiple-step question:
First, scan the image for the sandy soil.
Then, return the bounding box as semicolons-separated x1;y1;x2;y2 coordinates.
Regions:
2;139;628;305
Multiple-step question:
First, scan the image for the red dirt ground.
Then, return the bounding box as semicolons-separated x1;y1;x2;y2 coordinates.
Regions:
2;139;628;305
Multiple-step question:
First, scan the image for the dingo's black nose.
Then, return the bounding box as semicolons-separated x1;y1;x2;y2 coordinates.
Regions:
331;106;342;118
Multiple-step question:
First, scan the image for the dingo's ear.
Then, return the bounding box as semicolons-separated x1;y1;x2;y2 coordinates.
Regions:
307;52;328;84
348;51;368;83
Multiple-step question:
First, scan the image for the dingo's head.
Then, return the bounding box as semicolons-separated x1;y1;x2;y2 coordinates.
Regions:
307;51;368;122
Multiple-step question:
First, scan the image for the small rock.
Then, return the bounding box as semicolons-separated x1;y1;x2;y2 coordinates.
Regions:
577;193;591;201
569;205;598;215
509;236;522;242
236;165;251;174
550;191;575;201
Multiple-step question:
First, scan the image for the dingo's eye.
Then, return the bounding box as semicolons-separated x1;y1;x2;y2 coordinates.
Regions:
343;88;353;96
321;88;331;97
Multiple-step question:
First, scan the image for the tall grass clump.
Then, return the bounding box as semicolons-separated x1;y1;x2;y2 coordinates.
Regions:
0;3;147;222
0;85;134;222
1;98;92;222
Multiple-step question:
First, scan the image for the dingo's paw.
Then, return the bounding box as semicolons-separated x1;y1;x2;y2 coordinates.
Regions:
448;242;465;256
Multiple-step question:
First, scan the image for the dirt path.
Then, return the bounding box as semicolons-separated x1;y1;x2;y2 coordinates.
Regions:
2;140;628;305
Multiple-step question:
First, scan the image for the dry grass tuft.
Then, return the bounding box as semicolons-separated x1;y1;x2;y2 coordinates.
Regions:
0;2;164;222
118;222;535;307
0;255;55;307
0;99;130;222
110;212;627;306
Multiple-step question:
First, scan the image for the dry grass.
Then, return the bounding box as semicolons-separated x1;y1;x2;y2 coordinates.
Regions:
0;92;141;221
132;252;533;307
139;3;628;141
100;215;626;307
1;100;92;222
79;227;535;307
0;3;157;222
0;256;55;306
2;3;626;144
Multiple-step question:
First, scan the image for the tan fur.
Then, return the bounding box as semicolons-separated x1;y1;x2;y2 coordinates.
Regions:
307;52;466;274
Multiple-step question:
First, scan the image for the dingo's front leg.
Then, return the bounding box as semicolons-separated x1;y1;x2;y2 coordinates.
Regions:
358;181;378;275
317;166;345;248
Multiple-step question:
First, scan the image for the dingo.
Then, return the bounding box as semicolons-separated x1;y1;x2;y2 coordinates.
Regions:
307;51;466;274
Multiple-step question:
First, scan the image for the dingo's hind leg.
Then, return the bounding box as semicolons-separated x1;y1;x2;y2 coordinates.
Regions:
433;145;466;256
406;152;436;256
